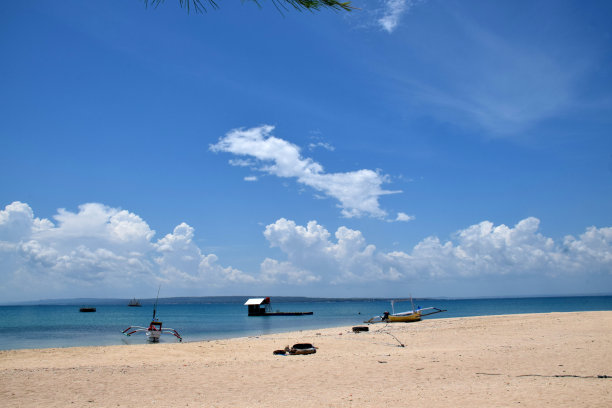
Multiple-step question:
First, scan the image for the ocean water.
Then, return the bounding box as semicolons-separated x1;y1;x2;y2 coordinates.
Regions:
1;296;611;350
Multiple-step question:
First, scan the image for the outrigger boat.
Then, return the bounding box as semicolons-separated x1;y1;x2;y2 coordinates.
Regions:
365;298;446;323
122;288;182;343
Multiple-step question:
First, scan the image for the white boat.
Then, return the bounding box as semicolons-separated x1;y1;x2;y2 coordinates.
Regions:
122;287;182;342
122;319;182;342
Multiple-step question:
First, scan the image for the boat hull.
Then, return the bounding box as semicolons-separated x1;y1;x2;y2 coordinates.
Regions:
365;305;445;323
388;312;421;322
251;312;314;316
146;330;161;342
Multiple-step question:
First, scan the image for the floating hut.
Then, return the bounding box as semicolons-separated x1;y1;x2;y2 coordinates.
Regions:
244;297;313;316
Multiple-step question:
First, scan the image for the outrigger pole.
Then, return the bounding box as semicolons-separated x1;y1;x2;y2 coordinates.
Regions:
419;307;447;317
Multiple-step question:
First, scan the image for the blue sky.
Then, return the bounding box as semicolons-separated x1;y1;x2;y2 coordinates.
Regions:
1;0;611;302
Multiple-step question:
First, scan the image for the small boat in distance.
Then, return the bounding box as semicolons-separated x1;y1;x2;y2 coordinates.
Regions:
122;288;182;343
128;298;142;307
79;307;96;312
365;298;446;323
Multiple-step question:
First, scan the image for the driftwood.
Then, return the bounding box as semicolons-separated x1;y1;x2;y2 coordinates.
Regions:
476;372;611;379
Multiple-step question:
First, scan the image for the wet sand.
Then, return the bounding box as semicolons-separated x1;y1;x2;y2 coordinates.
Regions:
1;311;611;407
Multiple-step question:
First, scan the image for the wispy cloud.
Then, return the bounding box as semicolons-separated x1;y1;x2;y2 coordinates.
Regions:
389;10;586;136
378;0;417;33
210;125;400;219
229;158;254;167
308;141;335;152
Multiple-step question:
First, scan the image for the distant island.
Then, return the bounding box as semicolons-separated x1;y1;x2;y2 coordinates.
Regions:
3;293;610;307
4;296;436;306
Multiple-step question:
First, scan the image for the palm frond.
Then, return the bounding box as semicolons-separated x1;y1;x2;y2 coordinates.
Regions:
270;0;354;12
143;0;354;14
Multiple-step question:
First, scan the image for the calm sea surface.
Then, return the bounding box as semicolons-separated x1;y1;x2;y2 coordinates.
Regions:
1;296;611;350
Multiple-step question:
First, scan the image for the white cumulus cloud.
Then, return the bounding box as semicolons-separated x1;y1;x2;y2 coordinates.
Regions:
395;212;415;222
0;202;254;301
154;222;255;286
263;218;402;283
3;201;611;301
210;125;400;218
262;217;612;285
260;258;321;285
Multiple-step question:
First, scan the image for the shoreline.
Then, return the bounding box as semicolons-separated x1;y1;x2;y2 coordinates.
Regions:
2;310;609;354
3;308;612;352
3;295;612;351
1;311;611;407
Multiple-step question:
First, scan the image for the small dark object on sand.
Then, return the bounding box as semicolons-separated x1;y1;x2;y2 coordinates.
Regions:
352;326;369;333
273;349;287;355
286;343;317;355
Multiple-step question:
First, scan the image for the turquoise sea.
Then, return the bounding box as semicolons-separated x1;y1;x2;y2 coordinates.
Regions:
1;296;611;350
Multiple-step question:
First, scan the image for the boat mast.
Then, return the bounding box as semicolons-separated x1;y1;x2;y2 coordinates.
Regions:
152;285;160;320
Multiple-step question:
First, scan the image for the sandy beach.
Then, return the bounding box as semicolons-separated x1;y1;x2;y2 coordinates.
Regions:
1;311;610;407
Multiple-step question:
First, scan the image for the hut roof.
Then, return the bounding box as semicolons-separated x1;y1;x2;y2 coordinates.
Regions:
244;297;270;306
